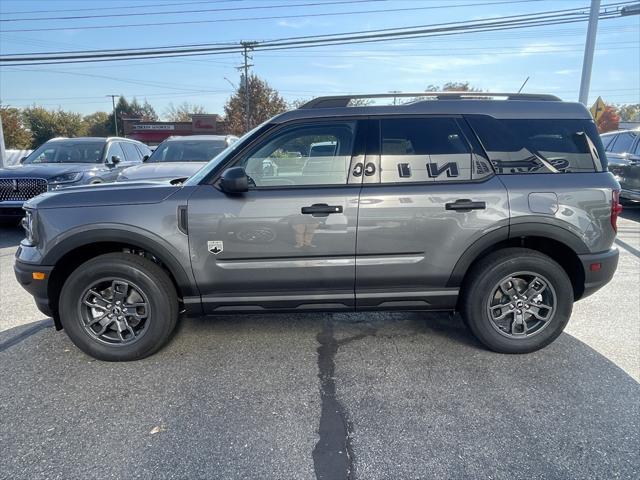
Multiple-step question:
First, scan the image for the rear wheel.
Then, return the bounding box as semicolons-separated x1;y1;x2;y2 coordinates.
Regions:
59;252;178;361
460;248;573;354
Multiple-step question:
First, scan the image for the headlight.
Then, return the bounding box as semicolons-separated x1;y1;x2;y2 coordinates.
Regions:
48;172;83;185
21;209;38;246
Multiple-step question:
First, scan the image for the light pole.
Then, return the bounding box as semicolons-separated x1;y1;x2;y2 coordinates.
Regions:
578;0;601;105
107;94;119;136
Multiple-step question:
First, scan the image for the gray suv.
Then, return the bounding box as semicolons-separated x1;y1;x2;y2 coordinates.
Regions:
0;137;151;222
14;92;621;361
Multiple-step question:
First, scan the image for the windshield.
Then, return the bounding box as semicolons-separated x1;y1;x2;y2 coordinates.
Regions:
147;139;229;163
24;141;105;164
185;123;273;186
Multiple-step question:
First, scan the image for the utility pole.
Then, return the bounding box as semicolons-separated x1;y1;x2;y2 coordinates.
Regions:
107;94;119;136
239;41;256;132
578;0;601;105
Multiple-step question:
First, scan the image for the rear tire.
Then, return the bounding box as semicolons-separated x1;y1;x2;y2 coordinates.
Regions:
59;252;178;361
460;248;573;354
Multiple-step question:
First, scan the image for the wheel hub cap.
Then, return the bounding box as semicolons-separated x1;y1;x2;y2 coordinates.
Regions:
486;272;557;339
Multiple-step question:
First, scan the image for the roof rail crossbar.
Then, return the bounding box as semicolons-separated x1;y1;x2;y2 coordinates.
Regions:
299;92;561;109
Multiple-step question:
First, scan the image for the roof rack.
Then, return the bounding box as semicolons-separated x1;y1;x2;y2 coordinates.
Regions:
299;92;561;109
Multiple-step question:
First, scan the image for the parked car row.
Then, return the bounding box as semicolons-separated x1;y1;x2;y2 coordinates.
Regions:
601;128;640;204
0;135;237;222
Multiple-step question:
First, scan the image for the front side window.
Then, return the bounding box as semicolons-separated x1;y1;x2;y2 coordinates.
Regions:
122;142;141;162
467;116;606;173
601;134;617;151
609;132;637;154
24;141;104;164
237;122;356;187
379;118;473;183
107;142;125;162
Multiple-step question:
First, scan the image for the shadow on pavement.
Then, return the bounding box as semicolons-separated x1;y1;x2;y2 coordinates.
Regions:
0;225;23;249
0;312;638;479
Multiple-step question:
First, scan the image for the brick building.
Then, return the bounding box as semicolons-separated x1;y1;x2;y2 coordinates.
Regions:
122;114;228;146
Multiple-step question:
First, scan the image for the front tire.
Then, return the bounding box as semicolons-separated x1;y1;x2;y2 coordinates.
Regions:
460;248;573;354
59;252;178;361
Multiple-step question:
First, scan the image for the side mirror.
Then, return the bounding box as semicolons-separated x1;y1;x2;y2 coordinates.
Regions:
19;156;27;164
220;166;249;194
109;155;121;165
142;155;150;162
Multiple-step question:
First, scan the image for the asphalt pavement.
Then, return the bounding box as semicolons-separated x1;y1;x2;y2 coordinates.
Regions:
1;210;638;479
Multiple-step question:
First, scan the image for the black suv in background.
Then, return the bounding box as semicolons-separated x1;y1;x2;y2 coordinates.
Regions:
602;128;640;204
0;137;151;222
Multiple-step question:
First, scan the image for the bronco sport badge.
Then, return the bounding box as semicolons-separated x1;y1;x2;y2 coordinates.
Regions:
207;241;224;255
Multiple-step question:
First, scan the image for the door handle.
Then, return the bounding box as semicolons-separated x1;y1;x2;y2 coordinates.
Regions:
445;199;486;211
301;203;343;217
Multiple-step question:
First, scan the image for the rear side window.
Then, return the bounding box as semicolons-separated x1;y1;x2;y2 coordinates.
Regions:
379;117;473;183
466;116;606;173
609;131;637;154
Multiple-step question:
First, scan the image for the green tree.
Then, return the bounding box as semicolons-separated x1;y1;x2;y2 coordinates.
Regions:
23;106;87;148
426;81;481;92
84;111;111;137
163;102;206;122
615;103;640;122
224;74;288;135
0;105;32;149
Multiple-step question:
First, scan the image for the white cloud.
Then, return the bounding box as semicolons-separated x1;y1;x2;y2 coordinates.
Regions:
310;62;354;70
554;69;578;75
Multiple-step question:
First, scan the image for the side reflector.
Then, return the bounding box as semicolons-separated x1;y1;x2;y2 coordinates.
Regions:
590;263;602;272
32;272;46;280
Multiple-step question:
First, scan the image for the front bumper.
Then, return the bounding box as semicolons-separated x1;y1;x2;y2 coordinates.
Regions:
0;201;25;220
578;247;619;299
14;259;55;319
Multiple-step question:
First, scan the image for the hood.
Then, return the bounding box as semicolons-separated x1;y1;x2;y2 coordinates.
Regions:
0;163;103;179
120;162;205;181
25;180;182;210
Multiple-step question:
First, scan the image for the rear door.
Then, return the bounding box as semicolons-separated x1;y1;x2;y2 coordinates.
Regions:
187;119;366;313
355;116;509;310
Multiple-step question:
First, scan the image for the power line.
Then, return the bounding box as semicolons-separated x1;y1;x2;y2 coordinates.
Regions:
1;0;391;22
0;0;562;33
1;0;246;16
1;4;632;66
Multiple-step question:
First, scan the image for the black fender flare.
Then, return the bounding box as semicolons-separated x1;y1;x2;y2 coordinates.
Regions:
446;223;589;287
43;225;199;298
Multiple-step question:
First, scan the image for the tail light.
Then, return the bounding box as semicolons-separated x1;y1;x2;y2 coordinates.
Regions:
611;190;623;233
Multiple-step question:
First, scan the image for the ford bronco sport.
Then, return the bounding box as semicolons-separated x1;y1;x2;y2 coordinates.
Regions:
14;92;621;361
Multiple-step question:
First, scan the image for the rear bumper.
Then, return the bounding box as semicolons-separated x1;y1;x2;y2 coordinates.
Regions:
14;259;55;318
578;247;619;299
620;188;640;202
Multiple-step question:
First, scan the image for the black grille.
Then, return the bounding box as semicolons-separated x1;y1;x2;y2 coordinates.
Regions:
0;178;48;202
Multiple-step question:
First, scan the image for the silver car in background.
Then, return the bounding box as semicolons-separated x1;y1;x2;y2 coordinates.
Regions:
117;135;238;183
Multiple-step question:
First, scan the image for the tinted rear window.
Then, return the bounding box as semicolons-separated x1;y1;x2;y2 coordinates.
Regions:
466;116;606;173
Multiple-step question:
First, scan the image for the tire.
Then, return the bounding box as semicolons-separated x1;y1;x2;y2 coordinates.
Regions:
59;252;178;361
460;247;573;354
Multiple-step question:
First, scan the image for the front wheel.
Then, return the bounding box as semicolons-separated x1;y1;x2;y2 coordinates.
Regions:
460;248;573;354
59;252;178;361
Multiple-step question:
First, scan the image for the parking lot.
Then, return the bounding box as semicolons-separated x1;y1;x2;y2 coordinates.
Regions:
1;209;639;479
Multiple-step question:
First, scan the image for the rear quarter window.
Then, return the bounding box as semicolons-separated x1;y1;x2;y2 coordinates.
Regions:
466;115;606;173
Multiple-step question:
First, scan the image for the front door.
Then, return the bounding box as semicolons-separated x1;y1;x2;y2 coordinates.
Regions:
355;116;509;310
188;119;365;313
